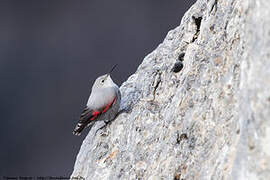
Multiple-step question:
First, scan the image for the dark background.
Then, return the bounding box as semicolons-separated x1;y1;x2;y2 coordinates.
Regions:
0;0;195;177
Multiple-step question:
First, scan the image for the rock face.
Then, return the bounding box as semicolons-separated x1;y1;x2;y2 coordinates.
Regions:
71;0;270;179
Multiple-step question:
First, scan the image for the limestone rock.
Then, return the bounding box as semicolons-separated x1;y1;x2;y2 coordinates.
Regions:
71;0;270;179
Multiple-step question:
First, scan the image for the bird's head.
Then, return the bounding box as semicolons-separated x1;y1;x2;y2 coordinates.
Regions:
92;74;115;90
92;64;118;90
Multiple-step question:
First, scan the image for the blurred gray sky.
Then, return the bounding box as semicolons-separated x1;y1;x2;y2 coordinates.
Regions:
0;0;196;177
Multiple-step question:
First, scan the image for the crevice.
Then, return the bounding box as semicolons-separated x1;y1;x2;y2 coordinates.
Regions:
172;61;184;73
153;78;161;100
173;173;181;180
151;71;162;101
178;53;185;62
176;132;188;144
174;165;187;180
171;52;185;73
210;0;218;13
191;16;202;42
193;16;202;32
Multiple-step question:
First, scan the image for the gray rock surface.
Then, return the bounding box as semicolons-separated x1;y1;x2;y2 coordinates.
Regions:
71;0;270;179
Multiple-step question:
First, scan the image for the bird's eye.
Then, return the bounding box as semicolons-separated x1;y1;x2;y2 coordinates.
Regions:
101;79;105;83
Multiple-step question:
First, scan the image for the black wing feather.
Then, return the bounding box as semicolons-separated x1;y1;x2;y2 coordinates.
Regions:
73;107;94;136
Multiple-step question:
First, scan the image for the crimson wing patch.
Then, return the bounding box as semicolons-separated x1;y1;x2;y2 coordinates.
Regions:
80;107;100;121
73;97;116;136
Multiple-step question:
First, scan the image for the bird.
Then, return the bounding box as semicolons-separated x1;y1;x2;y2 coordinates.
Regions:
73;65;121;136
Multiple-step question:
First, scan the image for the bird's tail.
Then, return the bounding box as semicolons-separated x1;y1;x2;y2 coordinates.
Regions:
73;120;94;136
73;122;85;136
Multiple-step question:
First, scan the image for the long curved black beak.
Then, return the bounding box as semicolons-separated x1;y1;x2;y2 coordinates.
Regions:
106;64;118;79
108;64;118;74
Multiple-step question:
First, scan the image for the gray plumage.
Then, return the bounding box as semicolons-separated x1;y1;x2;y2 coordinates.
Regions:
73;74;121;136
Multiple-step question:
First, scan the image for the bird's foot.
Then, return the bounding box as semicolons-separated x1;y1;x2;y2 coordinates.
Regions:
94;109;128;136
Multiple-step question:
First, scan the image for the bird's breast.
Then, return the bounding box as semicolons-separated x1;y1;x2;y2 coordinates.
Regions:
87;87;117;110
